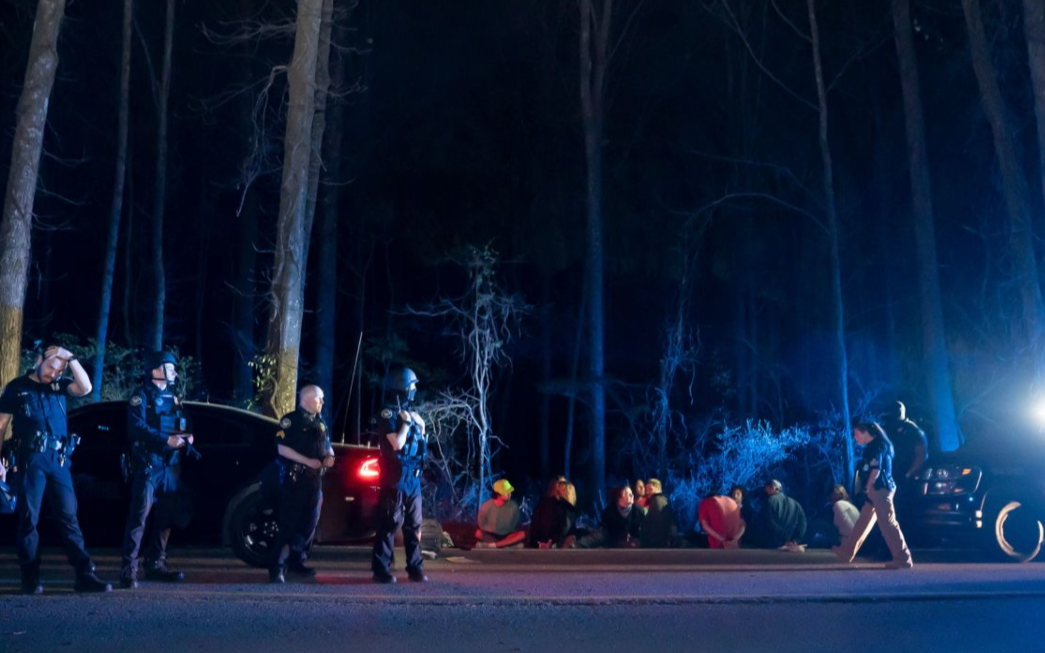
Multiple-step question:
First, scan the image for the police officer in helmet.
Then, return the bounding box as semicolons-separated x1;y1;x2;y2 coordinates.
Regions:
120;350;195;588
371;366;428;583
269;384;334;583
0;343;112;594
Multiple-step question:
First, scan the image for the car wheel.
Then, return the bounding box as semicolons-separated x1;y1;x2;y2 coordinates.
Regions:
227;483;280;568
991;500;1044;563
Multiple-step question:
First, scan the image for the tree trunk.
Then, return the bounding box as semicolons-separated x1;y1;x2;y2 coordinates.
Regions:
963;0;1044;368
314;6;345;411
301;0;334;271
149;0;175;351
232;191;257;407
93;0;133;401
579;0;611;500
538;270;552;479
1024;0;1045;226
807;0;853;488
892;0;962;451
0;0;67;392
262;0;324;418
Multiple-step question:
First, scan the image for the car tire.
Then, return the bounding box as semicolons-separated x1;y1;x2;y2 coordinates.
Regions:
226;483;280;568
990;499;1044;563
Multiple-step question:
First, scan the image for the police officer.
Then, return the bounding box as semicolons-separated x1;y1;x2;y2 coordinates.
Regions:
886;401;929;481
371;367;428;583
269;385;334;584
120;350;195;589
0;344;112;594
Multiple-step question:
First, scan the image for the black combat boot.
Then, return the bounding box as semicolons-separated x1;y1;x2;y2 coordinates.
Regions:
286;562;317;577
372;571;397;584
21;566;43;596
74;571;113;593
269;564;285;584
120;567;139;589
144;559;185;583
407;567;428;583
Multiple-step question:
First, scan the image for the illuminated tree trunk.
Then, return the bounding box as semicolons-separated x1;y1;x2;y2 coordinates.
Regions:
93;0;133;401
148;0;175;350
892;0;961;451
579;0;612;499
1024;0;1045;223
0;0;67;392
963;0;1044;370
807;0;853;487
261;0;324;418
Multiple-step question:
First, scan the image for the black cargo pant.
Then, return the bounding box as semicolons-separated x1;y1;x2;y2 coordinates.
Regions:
272;472;323;568
13;449;94;575
371;487;424;577
121;464;190;572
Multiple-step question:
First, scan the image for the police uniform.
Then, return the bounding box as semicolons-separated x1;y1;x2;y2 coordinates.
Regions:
120;378;192;586
270;408;331;581
370;403;427;583
0;373;109;593
836;432;913;568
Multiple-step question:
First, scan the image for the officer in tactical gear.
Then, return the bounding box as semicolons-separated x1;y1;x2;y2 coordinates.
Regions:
371;366;428;583
119;350;195;588
269;385;334;584
0;343;112;594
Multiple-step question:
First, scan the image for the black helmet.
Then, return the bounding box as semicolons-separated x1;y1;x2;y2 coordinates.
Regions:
144;350;177;372
384;367;419;404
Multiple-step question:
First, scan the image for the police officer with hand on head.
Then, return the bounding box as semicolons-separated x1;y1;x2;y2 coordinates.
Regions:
269;385;334;584
0;343;112;594
371;367;428;584
120;350;194;589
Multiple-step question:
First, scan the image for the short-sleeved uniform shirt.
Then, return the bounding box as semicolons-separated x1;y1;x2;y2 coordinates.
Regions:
276;409;331;462
0;376;73;449
859;436;896;491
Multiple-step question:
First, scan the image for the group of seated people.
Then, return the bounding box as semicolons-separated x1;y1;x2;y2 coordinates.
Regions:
472;475;812;550
472;475;680;549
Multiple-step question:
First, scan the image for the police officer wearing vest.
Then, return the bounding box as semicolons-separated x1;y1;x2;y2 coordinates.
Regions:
0;344;112;594
120;350;194;588
371;367;428;583
269;385;334;583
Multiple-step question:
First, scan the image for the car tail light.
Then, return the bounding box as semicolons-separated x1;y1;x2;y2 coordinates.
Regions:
358;456;380;481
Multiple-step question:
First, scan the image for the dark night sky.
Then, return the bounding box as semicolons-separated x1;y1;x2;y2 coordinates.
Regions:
1;0;1043;483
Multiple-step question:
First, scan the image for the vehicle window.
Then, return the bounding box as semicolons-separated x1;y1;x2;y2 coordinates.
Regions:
71;404;126;448
184;407;276;448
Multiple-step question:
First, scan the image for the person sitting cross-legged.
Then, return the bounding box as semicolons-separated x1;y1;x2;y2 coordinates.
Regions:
474;479;527;549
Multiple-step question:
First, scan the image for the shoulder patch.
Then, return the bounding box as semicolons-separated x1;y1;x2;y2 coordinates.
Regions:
380;409;392;419
280;417;292;428
130;395;142;407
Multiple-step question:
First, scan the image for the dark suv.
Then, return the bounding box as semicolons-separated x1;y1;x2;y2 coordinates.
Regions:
907;437;1045;562
19;401;383;567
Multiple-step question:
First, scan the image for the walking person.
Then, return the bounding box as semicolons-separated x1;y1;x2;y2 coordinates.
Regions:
833;421;914;569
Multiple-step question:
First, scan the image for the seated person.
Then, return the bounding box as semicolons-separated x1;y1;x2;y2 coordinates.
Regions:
474;478;527;549
699;493;745;549
633;479;649;510
639;478;678;548
759;479;807;549
529;479;577;548
830;484;860;542
600;485;644;547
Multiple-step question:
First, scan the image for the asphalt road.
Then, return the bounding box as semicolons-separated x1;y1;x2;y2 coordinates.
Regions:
1;546;1043;652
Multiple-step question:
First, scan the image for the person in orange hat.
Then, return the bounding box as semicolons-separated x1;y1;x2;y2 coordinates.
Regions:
474;478;527;548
